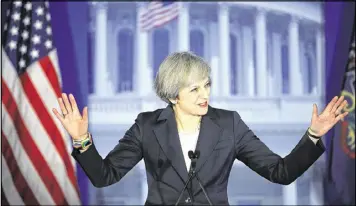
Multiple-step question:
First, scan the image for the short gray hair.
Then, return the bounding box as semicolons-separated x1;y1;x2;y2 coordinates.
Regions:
154;51;211;104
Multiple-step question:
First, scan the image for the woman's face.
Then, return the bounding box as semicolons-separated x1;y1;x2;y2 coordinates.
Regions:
174;77;211;116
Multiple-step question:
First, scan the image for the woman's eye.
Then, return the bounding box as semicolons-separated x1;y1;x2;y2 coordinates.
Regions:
191;88;198;92
205;82;211;87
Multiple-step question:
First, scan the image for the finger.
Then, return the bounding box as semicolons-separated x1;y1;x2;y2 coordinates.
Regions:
335;100;348;115
58;97;68;115
52;108;64;123
325;96;338;112
82;106;88;121
62;93;73;113
335;112;349;123
69;94;80;114
312;104;318;120
331;96;344;113
341;100;348;110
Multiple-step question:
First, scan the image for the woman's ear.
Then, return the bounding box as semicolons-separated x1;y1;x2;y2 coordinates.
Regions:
169;98;177;105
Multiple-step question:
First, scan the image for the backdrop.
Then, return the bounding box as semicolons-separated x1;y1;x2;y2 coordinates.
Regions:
1;1;354;205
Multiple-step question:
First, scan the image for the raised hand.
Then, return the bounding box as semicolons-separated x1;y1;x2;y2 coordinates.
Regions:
52;93;89;140
309;96;349;137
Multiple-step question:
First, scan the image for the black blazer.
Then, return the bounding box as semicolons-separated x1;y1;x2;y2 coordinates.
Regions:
72;105;325;205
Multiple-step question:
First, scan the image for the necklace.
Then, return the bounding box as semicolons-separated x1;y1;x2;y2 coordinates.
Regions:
176;116;201;134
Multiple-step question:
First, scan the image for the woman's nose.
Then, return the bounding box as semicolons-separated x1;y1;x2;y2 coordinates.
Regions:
199;88;209;98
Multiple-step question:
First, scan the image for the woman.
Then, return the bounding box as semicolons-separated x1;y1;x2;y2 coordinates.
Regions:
53;52;348;205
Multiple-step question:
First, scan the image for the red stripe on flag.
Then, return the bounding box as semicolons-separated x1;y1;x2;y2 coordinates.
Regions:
1;79;68;205
139;2;179;31
39;56;61;97
1;131;40;205
19;71;80;196
140;5;177;24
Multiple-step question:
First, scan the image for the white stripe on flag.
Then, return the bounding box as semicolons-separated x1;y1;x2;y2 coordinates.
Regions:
1;155;25;205
27;53;72;154
1;105;55;205
48;50;63;90
48;50;77;172
139;2;178;23
2;50;81;205
140;4;179;31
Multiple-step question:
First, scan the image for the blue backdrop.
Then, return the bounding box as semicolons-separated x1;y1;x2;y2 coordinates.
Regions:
48;2;355;205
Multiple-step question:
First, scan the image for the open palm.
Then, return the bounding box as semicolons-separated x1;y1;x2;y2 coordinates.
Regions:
52;93;88;140
309;96;349;137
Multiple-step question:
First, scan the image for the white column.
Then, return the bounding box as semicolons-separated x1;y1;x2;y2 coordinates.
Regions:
210;56;219;96
310;165;324;205
272;32;282;96
255;9;268;96
237;29;244;95
288;16;303;95
136;3;151;96
310;179;324;205
209;22;220;97
177;2;189;52
140;162;148;204
267;37;273;96
218;3;231;96
283;181;298;205
234;34;240;95
316;25;324;95
242;26;255;96
94;2;111;96
108;22;117;93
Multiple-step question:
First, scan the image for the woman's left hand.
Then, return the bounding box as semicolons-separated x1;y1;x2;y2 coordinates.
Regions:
309;96;349;137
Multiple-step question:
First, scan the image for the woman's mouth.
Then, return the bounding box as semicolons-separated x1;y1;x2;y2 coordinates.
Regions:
198;102;208;108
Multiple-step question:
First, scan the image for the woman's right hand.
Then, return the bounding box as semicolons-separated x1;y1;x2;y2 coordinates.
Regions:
52;93;89;140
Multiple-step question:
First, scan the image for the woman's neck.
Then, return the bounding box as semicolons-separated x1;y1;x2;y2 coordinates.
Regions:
173;106;201;134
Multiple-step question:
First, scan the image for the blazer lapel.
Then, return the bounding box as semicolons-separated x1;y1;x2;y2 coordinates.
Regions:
153;105;189;184
192;107;223;196
194;109;223;174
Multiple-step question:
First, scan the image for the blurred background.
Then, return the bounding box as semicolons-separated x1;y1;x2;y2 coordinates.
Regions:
1;1;355;205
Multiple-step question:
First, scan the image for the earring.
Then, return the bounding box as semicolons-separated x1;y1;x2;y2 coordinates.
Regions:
171;100;177;104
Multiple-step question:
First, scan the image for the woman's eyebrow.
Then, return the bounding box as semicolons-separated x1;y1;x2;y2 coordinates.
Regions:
189;79;210;87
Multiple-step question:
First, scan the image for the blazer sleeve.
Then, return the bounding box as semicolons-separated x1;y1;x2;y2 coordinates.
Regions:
71;113;144;188
233;111;325;185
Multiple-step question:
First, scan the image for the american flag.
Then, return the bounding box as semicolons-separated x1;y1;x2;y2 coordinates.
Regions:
1;1;81;205
139;1;180;32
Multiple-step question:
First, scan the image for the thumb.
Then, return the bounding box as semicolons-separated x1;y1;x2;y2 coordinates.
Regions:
312;104;318;120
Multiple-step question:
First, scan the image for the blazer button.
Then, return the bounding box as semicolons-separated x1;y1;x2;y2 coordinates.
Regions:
185;197;191;203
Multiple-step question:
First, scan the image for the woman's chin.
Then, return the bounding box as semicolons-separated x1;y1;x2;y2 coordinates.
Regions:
194;107;208;115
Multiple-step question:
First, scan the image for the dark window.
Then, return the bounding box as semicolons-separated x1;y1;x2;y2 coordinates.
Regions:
153;29;169;79
281;44;289;94
190;30;204;58
118;29;134;92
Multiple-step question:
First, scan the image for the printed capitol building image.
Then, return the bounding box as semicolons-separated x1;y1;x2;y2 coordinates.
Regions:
86;2;325;205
